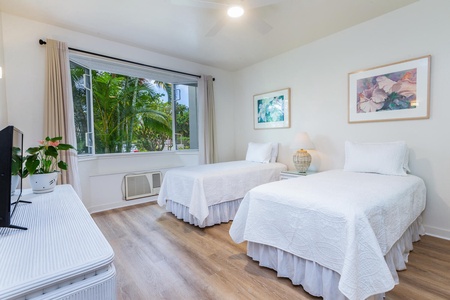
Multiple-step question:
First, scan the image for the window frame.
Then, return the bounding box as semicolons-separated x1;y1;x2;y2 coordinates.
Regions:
69;52;199;156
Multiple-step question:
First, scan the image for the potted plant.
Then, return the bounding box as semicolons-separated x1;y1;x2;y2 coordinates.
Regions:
23;136;75;194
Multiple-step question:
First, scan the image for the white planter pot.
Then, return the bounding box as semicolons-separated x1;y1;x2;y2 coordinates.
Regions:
29;172;58;194
11;175;20;195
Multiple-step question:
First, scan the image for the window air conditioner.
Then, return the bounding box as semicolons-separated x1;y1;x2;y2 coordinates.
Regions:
124;172;162;200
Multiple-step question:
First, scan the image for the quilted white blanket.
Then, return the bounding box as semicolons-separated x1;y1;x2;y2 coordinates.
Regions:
229;170;426;300
157;161;286;223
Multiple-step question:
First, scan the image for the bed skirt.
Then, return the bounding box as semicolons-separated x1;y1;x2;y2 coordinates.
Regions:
165;199;243;228
247;216;424;300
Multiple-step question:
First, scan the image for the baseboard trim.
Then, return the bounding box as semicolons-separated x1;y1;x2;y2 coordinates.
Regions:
424;224;450;241
88;196;157;214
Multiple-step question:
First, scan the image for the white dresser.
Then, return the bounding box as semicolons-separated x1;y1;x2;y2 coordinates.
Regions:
0;185;116;300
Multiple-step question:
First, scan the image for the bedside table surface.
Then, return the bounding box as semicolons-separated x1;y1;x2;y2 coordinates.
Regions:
281;170;316;175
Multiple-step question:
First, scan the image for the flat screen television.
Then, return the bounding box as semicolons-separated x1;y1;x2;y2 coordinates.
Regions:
0;125;28;230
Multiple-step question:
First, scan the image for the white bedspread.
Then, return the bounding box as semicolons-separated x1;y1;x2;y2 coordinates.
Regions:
157;160;286;223
229;170;426;300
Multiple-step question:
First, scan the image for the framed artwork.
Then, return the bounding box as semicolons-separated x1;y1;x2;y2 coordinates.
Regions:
254;88;290;129
348;56;430;123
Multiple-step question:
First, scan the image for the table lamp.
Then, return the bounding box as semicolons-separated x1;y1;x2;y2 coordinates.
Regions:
291;132;315;173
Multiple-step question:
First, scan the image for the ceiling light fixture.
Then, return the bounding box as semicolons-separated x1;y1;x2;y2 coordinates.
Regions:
227;5;244;18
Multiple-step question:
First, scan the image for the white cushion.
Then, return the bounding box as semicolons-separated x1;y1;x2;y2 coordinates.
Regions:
270;143;279;163
344;141;409;176
403;148;410;173
245;142;272;163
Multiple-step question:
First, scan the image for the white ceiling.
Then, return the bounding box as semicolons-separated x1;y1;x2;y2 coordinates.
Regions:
0;0;417;71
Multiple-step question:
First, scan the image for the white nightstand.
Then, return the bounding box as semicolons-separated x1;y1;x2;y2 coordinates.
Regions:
280;170;316;180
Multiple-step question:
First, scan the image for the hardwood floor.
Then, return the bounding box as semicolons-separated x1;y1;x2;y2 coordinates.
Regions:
92;202;450;300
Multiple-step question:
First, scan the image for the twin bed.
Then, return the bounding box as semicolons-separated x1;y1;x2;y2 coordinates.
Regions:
157;142;287;227
158;141;427;299
230;169;426;299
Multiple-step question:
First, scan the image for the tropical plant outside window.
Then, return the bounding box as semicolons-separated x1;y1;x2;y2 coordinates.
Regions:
69;56;198;155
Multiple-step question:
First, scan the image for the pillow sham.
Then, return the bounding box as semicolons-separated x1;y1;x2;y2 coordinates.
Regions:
270;143;279;163
344;141;409;176
245;142;272;163
403;147;410;173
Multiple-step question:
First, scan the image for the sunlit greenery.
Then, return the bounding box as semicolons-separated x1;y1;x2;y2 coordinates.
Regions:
70;63;191;154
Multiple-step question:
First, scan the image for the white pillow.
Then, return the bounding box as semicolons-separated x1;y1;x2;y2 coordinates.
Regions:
403;147;410;173
344;141;409;176
245;142;272;163
270;143;279;163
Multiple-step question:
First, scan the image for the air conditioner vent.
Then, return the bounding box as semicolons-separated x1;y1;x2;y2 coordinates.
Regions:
124;172;162;200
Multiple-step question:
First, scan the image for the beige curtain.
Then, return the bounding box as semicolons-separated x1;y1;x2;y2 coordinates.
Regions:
44;39;82;197
198;75;217;164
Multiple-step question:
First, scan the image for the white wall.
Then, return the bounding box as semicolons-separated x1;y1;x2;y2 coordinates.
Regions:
233;0;450;239
0;13;7;128
0;13;235;211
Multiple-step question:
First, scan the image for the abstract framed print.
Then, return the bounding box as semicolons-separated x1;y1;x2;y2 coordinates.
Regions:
348;56;430;123
254;88;290;129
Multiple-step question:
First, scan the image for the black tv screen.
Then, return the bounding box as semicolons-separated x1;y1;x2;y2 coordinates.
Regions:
0;125;26;230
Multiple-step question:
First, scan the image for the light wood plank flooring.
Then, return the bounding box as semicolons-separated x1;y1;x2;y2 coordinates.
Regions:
92;202;450;300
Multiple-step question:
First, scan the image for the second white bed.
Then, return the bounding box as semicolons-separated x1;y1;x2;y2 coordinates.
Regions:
157;160;287;227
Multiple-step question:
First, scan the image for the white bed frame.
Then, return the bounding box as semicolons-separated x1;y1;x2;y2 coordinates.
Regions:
229;169;427;299
247;217;423;300
166;198;242;227
158;160;286;227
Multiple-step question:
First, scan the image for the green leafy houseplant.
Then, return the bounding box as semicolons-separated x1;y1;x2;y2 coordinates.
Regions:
23;136;75;177
11;146;23;177
11;146;23;195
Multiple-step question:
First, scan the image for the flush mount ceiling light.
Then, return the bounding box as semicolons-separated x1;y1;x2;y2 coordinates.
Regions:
171;0;282;36
227;5;244;18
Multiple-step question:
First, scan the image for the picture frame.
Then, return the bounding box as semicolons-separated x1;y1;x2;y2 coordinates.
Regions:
254;88;290;129
348;56;430;123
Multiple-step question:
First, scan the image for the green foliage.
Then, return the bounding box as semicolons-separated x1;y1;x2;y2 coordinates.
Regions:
11;147;23;176
70;64;192;154
70;62;90;154
90;71;173;153
23;137;75;177
175;103;190;148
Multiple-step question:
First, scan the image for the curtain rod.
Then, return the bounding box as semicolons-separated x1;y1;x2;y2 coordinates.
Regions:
38;39;204;79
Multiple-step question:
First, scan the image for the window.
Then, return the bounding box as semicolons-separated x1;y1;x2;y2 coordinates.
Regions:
69;53;198;155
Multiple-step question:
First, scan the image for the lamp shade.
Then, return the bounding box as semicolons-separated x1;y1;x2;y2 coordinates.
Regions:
291;132;315;150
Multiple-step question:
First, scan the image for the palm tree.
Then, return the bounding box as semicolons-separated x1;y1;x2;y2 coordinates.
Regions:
92;71;171;153
70;63;176;154
153;81;172;101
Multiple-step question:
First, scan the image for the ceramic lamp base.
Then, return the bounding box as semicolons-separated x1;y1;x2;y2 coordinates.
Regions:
293;149;311;173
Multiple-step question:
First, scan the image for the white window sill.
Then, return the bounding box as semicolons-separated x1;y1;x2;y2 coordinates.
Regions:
77;150;198;162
